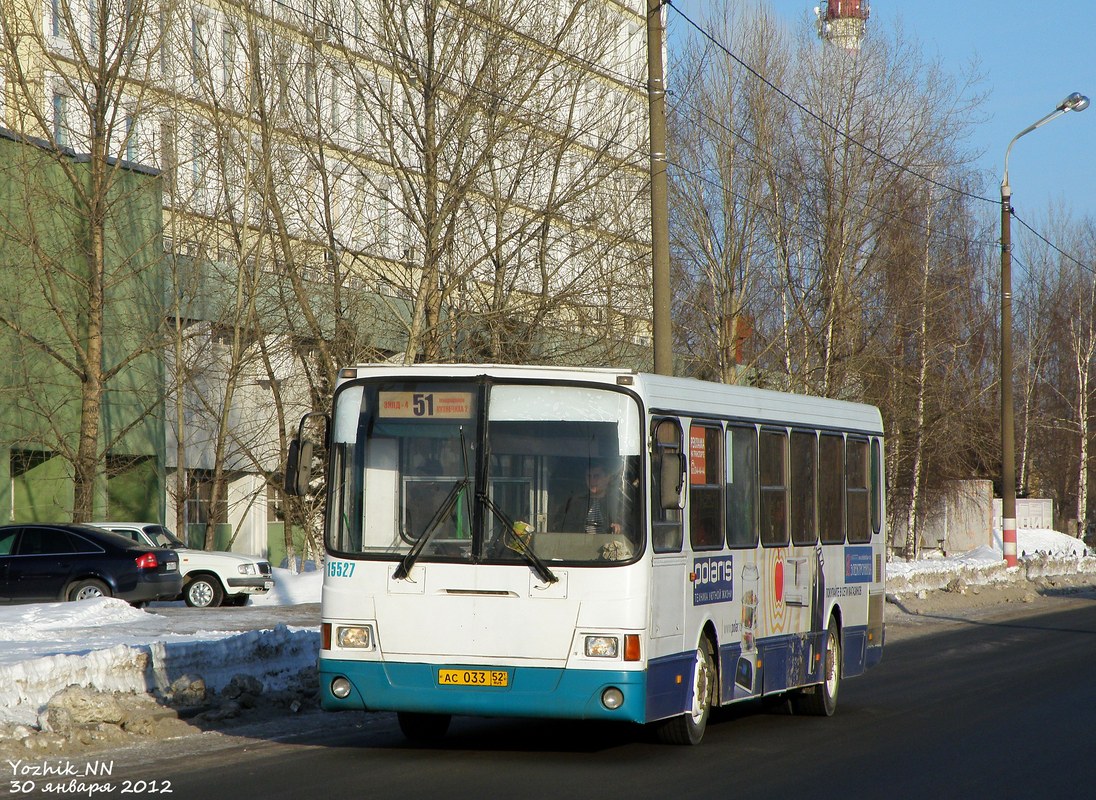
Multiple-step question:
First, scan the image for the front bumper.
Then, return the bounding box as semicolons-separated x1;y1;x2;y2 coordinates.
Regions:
227;576;274;594
319;658;647;723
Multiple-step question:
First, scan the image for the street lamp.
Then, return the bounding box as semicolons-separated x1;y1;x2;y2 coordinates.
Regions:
999;92;1089;567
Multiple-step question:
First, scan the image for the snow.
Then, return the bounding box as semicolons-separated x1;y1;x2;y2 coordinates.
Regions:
887;528;1096;594
1;534;1094;730
0;568;322;728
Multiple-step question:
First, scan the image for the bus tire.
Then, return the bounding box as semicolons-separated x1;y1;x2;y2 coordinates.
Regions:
397;711;451;743
792;619;841;717
656;637;716;745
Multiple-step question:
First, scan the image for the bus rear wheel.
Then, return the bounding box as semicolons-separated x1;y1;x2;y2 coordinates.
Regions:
656;637;716;745
792;619;841;716
397;711;451;743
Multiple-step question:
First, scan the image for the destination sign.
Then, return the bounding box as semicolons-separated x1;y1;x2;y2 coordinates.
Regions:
378;391;474;419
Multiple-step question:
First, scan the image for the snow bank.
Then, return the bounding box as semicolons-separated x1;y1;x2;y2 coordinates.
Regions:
0;623;319;727
0;576;322;728
887;528;1096;594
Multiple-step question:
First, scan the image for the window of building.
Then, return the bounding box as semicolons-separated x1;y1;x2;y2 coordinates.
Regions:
221;26;237;106
51;0;67;37
124;114;136;162
190;12;210;84
52;92;69;146
185;470;227;529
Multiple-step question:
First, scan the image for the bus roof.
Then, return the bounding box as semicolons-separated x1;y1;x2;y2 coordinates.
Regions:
335;363;883;436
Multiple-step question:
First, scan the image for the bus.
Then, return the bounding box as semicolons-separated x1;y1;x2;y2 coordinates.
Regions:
286;364;886;745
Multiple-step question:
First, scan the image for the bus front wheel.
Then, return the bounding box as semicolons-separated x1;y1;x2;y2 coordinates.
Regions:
397;711;451;743
656;638;716;745
792;619;841;716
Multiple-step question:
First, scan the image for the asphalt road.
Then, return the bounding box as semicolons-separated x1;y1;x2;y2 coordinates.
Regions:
109;595;1096;800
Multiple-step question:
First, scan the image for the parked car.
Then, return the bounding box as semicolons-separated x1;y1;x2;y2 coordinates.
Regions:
0;523;182;605
91;523;274;608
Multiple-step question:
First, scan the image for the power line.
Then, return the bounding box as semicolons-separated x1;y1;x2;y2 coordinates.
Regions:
1011;211;1096;279
666;88;1000;253
665;1;998;207
665;0;1095;293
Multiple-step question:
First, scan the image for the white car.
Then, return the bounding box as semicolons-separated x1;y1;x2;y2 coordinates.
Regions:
91;523;274;608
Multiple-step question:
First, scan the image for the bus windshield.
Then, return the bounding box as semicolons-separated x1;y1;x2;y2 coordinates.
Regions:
326;380;643;566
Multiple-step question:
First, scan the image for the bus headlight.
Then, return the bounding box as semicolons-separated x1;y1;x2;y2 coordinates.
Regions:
584;635;619;658
337;625;374;649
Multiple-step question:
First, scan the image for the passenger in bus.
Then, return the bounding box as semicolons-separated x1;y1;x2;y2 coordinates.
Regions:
552;459;627;535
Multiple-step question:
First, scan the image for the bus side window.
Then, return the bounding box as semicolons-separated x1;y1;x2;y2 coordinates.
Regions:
726;425;758;548
652;419;684;553
759;429;789;547
871;438;884;536
846;438;871;543
689;423;723;550
791;430;818;546
819;433;845;544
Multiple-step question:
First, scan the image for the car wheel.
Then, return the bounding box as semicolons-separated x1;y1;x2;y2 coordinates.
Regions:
68;579;111;602
184;574;224;608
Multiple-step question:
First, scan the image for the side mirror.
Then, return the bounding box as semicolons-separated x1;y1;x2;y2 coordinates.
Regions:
285;437;313;496
660;452;685;510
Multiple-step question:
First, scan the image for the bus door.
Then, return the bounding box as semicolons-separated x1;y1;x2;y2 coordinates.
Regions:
646;418;689;721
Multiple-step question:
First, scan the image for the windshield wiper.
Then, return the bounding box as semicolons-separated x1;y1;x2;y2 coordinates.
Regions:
392;479;467;581
477;492;558;585
394;427;472;582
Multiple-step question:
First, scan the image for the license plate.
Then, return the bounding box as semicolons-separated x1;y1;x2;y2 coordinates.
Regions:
165;562;178;571
264;581;274;590
438;669;508;687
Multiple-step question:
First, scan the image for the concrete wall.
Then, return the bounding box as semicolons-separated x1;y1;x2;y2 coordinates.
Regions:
992;498;1055;531
893;481;1061;555
929;480;994;553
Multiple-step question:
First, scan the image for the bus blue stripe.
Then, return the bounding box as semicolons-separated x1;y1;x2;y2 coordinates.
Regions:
645;651;696;721
320;658;647;723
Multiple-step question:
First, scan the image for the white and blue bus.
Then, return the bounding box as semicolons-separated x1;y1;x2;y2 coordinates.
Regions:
287;364;885;745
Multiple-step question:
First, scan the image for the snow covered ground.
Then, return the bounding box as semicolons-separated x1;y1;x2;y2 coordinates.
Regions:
887;528;1096;594
1;531;1093;730
0;569;323;728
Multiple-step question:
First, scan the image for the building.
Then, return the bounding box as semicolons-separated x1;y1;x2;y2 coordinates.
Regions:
0;129;166;523
0;1;653;560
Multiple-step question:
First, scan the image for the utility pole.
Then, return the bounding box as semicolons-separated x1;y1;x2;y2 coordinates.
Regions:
998;92;1089;567
647;0;672;375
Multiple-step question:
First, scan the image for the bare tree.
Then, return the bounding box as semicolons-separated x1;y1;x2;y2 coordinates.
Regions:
667;3;999;552
1027;212;1096;530
668;2;781;383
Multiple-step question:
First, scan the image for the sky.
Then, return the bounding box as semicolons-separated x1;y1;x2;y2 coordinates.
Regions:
0;531;1090;731
666;1;1096;226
